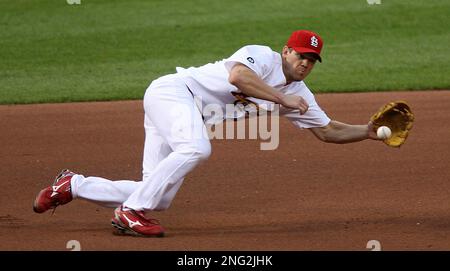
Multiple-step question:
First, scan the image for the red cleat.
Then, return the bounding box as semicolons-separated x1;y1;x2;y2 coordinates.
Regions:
33;169;75;213
111;206;165;237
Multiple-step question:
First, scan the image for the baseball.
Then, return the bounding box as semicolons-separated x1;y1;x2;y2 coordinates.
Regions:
377;126;392;139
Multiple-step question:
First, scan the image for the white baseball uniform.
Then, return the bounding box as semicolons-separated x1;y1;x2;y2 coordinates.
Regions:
70;45;331;211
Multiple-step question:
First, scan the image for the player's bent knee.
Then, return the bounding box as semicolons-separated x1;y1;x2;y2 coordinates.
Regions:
176;141;211;162
192;142;211;161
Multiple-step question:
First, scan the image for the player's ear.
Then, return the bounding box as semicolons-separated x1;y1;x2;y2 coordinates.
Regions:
282;46;290;56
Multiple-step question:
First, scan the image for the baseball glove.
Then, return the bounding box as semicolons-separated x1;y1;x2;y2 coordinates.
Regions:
370;101;414;147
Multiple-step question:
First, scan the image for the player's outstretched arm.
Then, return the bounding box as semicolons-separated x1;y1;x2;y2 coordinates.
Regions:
309;120;379;144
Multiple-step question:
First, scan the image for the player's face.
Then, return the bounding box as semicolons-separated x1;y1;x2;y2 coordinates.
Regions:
282;46;317;83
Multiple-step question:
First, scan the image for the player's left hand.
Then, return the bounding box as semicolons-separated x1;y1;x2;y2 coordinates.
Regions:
367;121;381;140
369;101;414;147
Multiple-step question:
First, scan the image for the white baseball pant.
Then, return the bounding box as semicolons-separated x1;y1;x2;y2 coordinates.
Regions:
70;74;211;211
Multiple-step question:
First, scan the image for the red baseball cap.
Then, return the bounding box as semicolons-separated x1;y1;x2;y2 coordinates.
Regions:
286;30;323;62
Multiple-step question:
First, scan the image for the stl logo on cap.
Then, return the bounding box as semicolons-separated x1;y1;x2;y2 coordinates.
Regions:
286;30;323;62
310;36;319;47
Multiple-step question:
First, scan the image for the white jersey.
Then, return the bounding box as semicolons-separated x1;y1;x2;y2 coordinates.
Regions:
176;45;330;129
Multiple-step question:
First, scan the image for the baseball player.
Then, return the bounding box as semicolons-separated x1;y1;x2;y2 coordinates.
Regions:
33;30;380;237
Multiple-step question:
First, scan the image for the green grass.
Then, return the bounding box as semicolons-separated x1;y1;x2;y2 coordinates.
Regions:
0;0;449;104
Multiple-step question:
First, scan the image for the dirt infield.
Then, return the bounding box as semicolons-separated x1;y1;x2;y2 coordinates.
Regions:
1;90;449;251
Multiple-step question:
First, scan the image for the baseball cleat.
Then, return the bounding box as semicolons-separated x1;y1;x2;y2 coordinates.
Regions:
111;206;165;237
33;169;75;213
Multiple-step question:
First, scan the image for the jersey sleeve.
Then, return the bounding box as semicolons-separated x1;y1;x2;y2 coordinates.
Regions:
281;83;331;129
282;104;331;129
223;45;274;78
